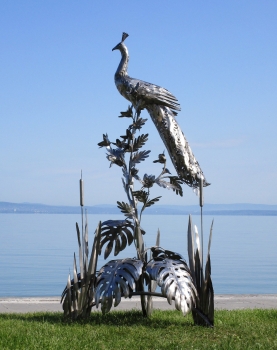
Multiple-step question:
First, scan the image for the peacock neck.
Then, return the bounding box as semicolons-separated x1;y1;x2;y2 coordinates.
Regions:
115;44;129;77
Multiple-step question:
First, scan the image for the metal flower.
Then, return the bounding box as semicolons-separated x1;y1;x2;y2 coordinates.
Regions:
112;138;126;149
141;174;155;188
131;117;148;131
98;133;111;148
106;148;125;167
118;105;133;118
130;167;140;180
153;152;166;164
120;129;133;142
106;154;124;167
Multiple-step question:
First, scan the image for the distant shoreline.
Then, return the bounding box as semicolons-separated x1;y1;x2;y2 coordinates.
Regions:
1;211;277;216
1;202;277;216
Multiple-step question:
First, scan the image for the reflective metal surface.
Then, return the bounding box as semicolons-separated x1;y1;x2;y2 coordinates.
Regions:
146;247;197;316
95;258;143;314
187;215;214;326
61;34;214;327
112;33;209;189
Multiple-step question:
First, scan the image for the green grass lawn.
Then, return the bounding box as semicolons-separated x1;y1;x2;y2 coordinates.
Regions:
0;309;276;350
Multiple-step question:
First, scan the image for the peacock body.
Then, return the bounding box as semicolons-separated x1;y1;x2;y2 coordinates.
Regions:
112;33;209;189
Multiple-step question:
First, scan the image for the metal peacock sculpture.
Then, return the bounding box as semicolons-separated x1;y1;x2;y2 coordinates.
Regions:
61;33;214;328
112;32;209;189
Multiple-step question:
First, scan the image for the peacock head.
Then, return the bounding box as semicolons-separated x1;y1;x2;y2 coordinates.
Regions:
112;32;129;53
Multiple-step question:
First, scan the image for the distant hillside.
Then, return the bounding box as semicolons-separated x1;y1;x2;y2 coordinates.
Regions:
1;202;277;216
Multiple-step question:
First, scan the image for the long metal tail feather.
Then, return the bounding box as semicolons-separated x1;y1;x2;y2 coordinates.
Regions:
146;105;209;188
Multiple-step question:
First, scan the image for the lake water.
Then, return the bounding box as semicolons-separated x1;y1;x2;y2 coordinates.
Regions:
0;214;276;297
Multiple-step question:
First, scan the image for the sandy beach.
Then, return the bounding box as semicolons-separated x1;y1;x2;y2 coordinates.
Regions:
0;294;276;314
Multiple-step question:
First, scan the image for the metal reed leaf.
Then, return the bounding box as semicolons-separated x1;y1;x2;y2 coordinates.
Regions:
87;221;101;278
84;212;89;270
79;221;102;315
73;253;79;296
72;256;78;316
156;229;160;246
187;215;196;283
147;248;197;316
66;274;72;317
95;258;143;313
62;221;102;319
207;220;214;264
76;222;84;280
194;224;202;267
187;216;214;327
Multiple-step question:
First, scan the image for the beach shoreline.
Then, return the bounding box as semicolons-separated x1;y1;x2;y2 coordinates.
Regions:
0;294;276;313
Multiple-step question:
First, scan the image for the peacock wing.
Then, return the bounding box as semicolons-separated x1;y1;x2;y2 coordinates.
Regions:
127;77;181;112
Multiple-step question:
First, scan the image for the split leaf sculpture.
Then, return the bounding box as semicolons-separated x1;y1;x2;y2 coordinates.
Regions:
95;258;143;314
146;247;197;316
61;33;214;327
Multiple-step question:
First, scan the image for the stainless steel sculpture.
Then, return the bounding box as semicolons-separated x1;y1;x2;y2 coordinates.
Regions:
61;33;214;327
112;32;209;189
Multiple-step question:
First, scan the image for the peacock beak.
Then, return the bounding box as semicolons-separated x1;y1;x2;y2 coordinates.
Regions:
112;43;121;51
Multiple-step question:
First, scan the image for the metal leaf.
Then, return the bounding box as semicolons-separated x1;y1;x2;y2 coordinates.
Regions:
187;216;214;326
131;150;150;165
155;178;177;190
187;215;196;283
133;133;148;151
104;240;113;260
147;248;197;316
76;223;83;280
156;229;160;247
151;247;184;262
61;221;102;318
132;117;147;130
132;190;148;204
95;258;143;313
118;105;133;118
117;201;135;219
100;220;134;259
145;196;161;208
169;176;183;196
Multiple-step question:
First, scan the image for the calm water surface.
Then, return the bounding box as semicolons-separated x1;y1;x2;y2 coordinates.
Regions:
0;214;276;297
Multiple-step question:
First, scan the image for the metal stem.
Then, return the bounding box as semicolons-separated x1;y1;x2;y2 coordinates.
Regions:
201;206;203;270
81;206;84;270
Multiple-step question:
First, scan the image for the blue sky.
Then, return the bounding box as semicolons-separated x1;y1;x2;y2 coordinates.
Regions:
0;1;276;206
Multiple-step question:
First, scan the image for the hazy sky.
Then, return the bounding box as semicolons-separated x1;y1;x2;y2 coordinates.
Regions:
1;1;276;206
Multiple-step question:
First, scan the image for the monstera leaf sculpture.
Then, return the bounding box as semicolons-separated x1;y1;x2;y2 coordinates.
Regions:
100;220;134;259
146;248;198;316
95;258;143;313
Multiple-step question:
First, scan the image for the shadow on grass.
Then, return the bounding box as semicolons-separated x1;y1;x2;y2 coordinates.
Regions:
0;309;196;328
1;309;276;330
